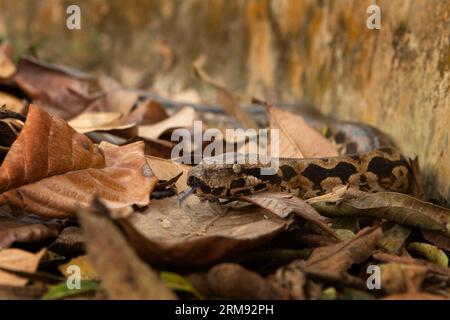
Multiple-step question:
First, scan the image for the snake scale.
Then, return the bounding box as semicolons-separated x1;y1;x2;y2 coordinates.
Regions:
186;120;413;201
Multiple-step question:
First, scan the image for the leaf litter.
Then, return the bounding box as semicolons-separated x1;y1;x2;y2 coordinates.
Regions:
0;51;447;300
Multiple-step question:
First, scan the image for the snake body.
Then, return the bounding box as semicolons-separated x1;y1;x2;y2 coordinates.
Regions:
186;117;412;201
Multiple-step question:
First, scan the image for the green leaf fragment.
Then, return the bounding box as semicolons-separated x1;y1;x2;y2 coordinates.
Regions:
322;287;337;300
160;271;204;299
408;242;449;268
41;280;101;300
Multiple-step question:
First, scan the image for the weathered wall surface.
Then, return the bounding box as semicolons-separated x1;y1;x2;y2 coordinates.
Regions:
0;0;448;200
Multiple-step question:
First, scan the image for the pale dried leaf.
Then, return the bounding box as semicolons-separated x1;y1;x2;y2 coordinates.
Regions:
146;156;191;192
0;248;46;286
268;105;338;158
138;106;195;139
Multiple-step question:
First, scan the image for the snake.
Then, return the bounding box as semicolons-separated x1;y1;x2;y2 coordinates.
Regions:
186;120;413;201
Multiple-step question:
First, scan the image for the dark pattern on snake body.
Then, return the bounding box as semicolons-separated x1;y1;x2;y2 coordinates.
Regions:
187;147;413;201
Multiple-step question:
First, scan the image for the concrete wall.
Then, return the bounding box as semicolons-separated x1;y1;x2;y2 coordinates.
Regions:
0;0;448;200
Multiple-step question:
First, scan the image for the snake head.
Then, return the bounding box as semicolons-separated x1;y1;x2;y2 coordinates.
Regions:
187;154;281;200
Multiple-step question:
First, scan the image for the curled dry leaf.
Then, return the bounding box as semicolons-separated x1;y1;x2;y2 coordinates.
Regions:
0;105;105;193
68;111;136;135
12;57;106;119
0;140;156;218
267;104;338;158
0;207;63;249
77;200;176;300
138;106;195;139
117;196;291;269
189;263;289;299
312;192;450;235
240;192;337;238
146;156;191;193
0;248;46;286
97;75;168;124
301;227;382;285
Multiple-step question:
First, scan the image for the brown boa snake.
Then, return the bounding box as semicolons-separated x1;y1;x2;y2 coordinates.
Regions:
186;122;413;201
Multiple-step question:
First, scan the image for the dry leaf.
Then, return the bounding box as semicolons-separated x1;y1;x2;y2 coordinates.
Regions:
421;230;450;253
382;292;448;300
138;106;195;139
267;105;338;158
312;192;450;235
379;263;428;294
0;248;46;286
0;141;156;218
0;42;16;78
97;76;169;124
146;156;191;192
68;111;135;134
241;192;337;238
0;285;46;300
58;255;98;281
189;263;289;299
0;92;24;113
78;199;176;300
12;57;106;119
302;227;382;279
373;251;450;278
0;207;63;249
193;63;257;129
0;105;105;193
117;196;291;269
377;224;411;254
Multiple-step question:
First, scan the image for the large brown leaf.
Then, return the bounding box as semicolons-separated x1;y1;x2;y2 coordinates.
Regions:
12;57;106;119
78;200;176;300
0;105;105;193
0;141;156;218
117;196;292;269
267;105;338;158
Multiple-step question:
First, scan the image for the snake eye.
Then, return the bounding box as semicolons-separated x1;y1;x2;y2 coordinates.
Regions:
232;164;241;174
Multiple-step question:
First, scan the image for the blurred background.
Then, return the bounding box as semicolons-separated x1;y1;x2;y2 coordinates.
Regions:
0;0;448;200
